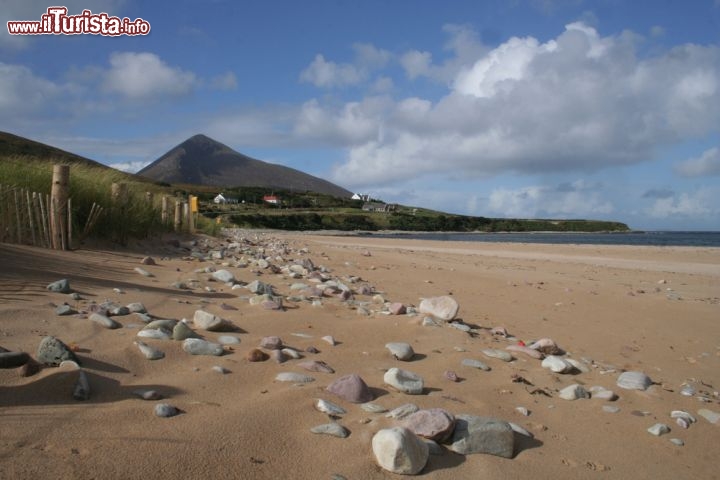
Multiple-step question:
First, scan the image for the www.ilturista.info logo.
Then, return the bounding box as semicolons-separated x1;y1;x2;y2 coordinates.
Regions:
7;6;150;36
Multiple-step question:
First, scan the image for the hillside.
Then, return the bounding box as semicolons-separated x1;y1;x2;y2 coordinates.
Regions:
138;134;352;198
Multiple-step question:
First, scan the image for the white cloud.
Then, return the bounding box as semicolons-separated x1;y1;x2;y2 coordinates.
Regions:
325;22;720;188
486;181;614;218
108;160;151;173
0;62;64;113
300;43;391;88
675;147;720;177
211;72;238;91
646;189;717;218
103;52;197;99
400;50;432;79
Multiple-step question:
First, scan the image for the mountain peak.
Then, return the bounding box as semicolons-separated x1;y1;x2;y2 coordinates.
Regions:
138;136;351;197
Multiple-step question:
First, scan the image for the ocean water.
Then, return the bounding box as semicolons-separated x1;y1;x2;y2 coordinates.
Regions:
369;231;720;247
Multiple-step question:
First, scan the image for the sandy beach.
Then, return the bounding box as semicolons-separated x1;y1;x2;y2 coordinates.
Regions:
1;232;718;479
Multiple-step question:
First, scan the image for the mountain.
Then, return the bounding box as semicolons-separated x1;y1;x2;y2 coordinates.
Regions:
138;134;352;198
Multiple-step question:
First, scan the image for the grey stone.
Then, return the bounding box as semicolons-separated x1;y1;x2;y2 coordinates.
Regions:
448;415;515;458
144;319;178;331
298;360;335;374
386;342;415;361
134;267;154;277
47;279;71;294
126;303;147;314
384;368;424;394
109;306;130;316
481;349;514;362
247;280;274;295
697;408;720;425
182;338;224;356
462;359;491;371
372;427;429;475
217;335;240;345
89;313;122;329
212;269;235;283
55;304;76;316
559;384;590;400
418;296;459;321
73;370;90;400
310;423;349;438
134;341;165;360
386;403;419;419
37;336;79;366
193;310;229;331
647;423;670;436
172;321;200;341
154;403;179;417
617;371;653;391
259;336;283;350
401;408;456;442
541;355;574;374
327;374;374;403
275;372;315;383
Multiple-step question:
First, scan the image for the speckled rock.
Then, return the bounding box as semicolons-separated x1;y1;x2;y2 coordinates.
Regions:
418;296;459;321
372;427;429;475
37;336;78;366
617;371;653;391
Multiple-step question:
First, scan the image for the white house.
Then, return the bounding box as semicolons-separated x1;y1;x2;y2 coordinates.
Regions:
214;193;227;204
352;193;370;201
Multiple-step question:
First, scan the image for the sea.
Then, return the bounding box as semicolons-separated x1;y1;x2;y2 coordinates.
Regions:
367;231;720;247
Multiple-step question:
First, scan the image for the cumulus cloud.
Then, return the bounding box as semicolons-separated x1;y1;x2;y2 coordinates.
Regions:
646;189;717;218
300;43;391;88
109;160;151;173
103;52;197;99
0;62;64;113
675;147;720;176
486;180;614;218
326;22;720;188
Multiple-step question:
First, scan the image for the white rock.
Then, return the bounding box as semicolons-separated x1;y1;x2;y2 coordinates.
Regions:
134;341;164;360
192;310;228;331
275;372;315;383
386;342;415;361
541;355;574;373
617;371;652;390
311;423;349;438
461;359;491;371
559;384;590;400
481;349;514;362
647;423;670;436
565;358;590;373
372;427;429;475
212;269;235;283
589;386;618;401
386;403;419;419
361;403;388;413
384;368;424;395
315;399;346;415
418;296;459;321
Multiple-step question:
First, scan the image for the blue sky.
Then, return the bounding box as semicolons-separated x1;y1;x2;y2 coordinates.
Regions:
2;0;719;230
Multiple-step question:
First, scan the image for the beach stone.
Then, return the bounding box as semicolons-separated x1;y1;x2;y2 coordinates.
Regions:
462;359;491;371
134;389;162;400
259;336;283;350
261;299;283;310
134;341;164;360
298;360;335;374
271;350;288;363
565;358;590;373
47;279;71;294
0;351;30;368
421;317;442;327
193;310;230;331
508;422;534;438
697;409;720;425
670;438;685;446
384;368;424;394
386;403;419;419
481;349;514;362
362;402;388;414
212;269;235;283
137;329;171;340
275;372;315;383
89;313;121;329
322;335;337;346
134;267;154;277
155;403;179;417
603;406;621;414
310;423;349;438
212;365;229;374
73;370;90;400
246;349;268;362
386;342;415;361
541;355;574;373
135;313;153;323
126;303;147;314
108;305;130;316
55;304;76;316
388;303;406;315
37;336;78;366
140;256;156;265
418;296;459;321
559;384;590;400
617;371;653;390
144;319;178;331
506;344;544;359
401;408;456;442
648;423;670;436
247;280;274;295
182;339;224;356
372;427;429;475
448;415;515;458
590;386;618;401
172;321;200;341
327;374;374;403
315;399;346;415
218;335;240;345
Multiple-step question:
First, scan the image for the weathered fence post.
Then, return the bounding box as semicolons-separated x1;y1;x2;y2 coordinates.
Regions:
50;164;70;250
161;196;169;224
174;201;182;232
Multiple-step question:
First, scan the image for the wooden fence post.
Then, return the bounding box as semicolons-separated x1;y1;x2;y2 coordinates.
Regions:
161;196;169;224
174;201;182;232
50;165;70;250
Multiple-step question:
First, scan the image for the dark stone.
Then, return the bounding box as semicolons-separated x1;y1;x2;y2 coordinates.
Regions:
37;336;79;366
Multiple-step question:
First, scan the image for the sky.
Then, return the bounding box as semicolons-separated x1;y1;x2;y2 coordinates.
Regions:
2;0;720;231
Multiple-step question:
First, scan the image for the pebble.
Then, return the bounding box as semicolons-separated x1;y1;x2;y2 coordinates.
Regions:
271;350;287;363
603;406;621;414
565;358;590;373
89;313;122;329
444;370;460;382
670;438;685;447
589;386;618;401
670;411;696;427
217;335;240;345
384;368;424;394
315;399;346;415
461;359;491;371
401;408;456;442
388;303;406;315
275;372;315;383
506;344;544;359
372;427;429;475
126;303;147;314
310;423;349;438
134;341;165;360
47;279;71;293
647;423;670;436
697;408;720;425
137;329;171;340
481;349;514;362
327;374;374;403
448;322;471;332
154;403;179;418
617;371;653;391
247;280;274;295
418;295;459;321
135;313;153;323
55;304;76;316
182;339;224;356
134;389;162;400
541;355;574;373
193;310;229;331
212;365;229;374
134;267;154;277
515;407;530;416
322;335;337;346
140;256;156;265
386;403;419;419
73;370;90;400
386;342;415;361
172;321;200;341
144;319;178;331
37;336;79;366
422;317;442;327
259;336;283;350
212;269;235;283
298;360;335;374
448;415;515;458
361;403;388;413
559;384;590;400
246;349;268;362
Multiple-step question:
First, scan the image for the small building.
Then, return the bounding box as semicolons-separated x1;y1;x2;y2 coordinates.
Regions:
213;193;238;204
352;193;370;201
263;195;279;205
362;202;396;213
